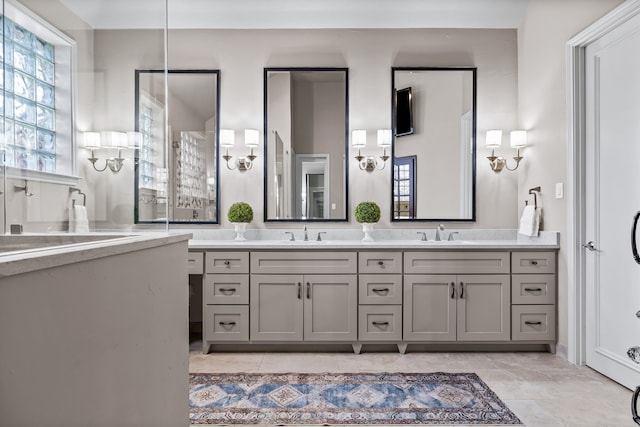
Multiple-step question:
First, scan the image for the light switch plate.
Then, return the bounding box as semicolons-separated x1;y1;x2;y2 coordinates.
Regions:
555;182;564;199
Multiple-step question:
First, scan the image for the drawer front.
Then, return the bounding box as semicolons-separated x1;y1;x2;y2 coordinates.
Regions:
205;252;249;274
404;251;510;274
512;274;556;305
204;274;249;305
512;252;556;274
358;305;402;341
512;305;556;341
358;274;402;305
187;252;204;275
203;305;249;341
359;252;402;274
251;251;357;274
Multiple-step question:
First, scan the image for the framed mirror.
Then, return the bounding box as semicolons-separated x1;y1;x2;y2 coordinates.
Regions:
264;67;349;221
391;67;476;221
134;70;220;223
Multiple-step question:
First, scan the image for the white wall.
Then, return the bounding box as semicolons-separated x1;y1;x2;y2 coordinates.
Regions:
517;0;625;352
91;28;519;229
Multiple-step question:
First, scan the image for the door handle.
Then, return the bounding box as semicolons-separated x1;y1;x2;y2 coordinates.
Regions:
632;386;640;425
306;282;311;299
450;282;455;299
297;282;301;299
582;241;597;251
459;282;464;299
633;211;640;264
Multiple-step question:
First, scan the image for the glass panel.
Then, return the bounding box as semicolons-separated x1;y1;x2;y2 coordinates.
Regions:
36;106;54;130
35;56;54;84
37;129;55;152
3;40;13;66
13;24;35;49
37;152;55;172
15;122;36;149
13;44;35;74
35;38;54;61
14;96;36;124
15;147;37;169
14;70;35;99
36;81;54;106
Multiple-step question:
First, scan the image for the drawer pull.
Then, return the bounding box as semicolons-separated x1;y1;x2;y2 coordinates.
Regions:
530;260;539;265
524;287;543;292
372;321;389;326
219;288;237;294
372;288;390;294
377;261;384;266
219;321;236;326
524;321;542;325
224;260;231;267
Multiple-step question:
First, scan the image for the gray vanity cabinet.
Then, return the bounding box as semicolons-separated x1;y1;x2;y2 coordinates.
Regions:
403;251;511;342
250;274;357;341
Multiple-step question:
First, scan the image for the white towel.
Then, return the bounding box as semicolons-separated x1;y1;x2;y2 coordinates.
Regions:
70;205;90;233
518;205;540;237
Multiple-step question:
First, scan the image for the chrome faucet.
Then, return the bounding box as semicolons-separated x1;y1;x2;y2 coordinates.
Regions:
303;224;309;241
448;231;459;241
417;232;428;241
435;224;445;241
316;232;327;241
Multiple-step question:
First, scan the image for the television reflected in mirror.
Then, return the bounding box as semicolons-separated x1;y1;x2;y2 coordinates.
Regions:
395;87;414;137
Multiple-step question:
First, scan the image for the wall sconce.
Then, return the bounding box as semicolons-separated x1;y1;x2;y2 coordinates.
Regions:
221;129;259;171
486;129;527;173
83;131;138;173
353;129;391;172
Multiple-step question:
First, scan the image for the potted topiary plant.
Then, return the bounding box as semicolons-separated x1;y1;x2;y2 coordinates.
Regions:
227;202;253;241
355;201;381;242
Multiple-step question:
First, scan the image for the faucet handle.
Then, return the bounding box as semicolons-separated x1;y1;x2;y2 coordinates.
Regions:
284;231;295;242
448;231;459;241
316;232;327;241
417;232;427;241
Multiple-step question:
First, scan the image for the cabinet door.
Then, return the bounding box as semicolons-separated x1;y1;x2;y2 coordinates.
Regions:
250;275;303;341
403;275;457;341
456;274;510;341
303;275;357;341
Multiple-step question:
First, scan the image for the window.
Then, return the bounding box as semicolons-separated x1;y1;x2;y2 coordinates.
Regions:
1;1;75;182
393;155;416;219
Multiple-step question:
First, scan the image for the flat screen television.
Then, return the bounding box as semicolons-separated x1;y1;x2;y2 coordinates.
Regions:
395;87;414;137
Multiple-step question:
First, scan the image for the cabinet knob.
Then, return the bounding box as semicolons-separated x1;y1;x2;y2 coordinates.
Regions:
224;260;230;267
377;261;384;266
530;260;538;265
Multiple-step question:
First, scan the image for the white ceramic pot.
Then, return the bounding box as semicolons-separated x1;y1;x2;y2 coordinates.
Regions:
233;222;247;241
362;223;375;242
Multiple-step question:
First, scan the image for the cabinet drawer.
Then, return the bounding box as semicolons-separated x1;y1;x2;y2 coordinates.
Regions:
187;252;204;275
203;305;249;341
512;252;556;274
512;305;555;341
404;251;510;274
358;274;402;304
205;252;249;274
358;305;402;341
204;274;249;305
251;251;357;274
359;252;402;274
512;274;556;305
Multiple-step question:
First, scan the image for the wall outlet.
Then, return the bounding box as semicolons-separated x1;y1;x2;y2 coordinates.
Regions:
555;182;564;199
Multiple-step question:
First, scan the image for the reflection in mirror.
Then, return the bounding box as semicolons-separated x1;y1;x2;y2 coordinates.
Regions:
392;67;476;221
264;68;348;221
134;70;219;223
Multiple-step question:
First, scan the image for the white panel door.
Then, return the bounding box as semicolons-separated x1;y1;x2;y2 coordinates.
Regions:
585;12;640;389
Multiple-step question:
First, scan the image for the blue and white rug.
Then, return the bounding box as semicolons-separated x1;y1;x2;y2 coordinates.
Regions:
189;372;522;425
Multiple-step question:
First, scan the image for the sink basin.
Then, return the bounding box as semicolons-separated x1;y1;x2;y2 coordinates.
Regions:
280;240;329;244
420;240;476;244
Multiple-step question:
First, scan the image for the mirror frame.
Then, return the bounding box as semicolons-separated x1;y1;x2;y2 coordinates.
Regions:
134;69;220;224
390;66;477;222
263;67;350;222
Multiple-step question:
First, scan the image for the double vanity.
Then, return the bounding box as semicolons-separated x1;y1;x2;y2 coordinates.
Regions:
188;229;559;354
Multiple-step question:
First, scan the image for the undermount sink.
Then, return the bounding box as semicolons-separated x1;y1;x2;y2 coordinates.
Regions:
420;240;476;244
281;240;329;244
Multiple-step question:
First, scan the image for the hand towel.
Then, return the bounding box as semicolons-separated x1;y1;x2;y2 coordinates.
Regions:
71;205;90;233
518;205;540;237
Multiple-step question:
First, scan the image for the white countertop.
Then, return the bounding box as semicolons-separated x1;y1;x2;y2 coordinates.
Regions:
188;229;559;250
0;232;192;277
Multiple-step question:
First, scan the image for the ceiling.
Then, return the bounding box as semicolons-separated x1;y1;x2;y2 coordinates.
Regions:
57;0;529;30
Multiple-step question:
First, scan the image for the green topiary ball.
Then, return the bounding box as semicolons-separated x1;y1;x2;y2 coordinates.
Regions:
227;202;254;223
354;201;381;223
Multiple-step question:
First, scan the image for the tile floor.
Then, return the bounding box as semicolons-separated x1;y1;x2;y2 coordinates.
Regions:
189;344;635;427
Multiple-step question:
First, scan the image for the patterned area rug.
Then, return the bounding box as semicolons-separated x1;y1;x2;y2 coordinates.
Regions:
189;372;522;425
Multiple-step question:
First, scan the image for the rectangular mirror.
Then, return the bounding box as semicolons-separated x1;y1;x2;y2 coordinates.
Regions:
134;70;219;223
264;68;349;221
392;67;476;221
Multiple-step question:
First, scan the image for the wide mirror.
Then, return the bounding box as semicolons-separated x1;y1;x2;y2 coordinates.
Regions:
264;68;348;221
134;70;219;223
392;67;476;221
